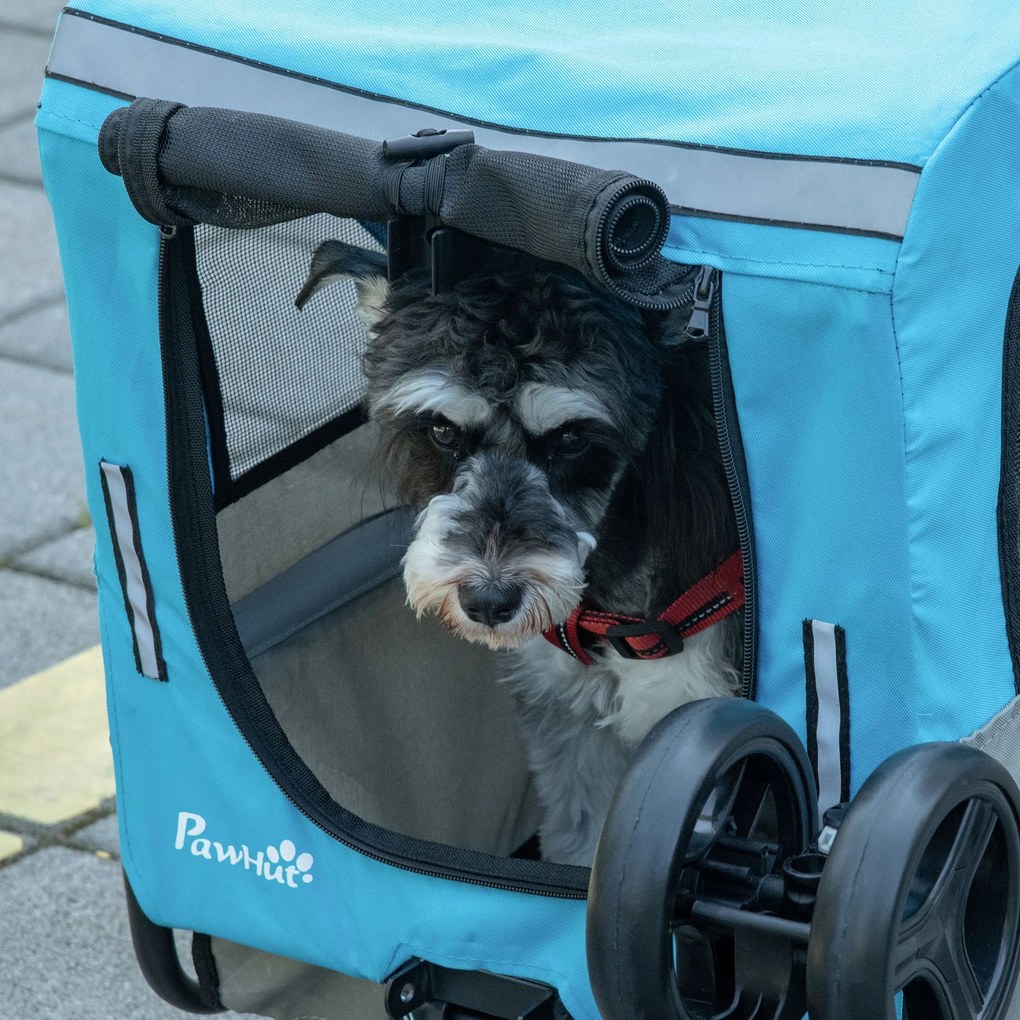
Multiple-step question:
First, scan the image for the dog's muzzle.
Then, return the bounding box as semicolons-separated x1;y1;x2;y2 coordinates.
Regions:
402;454;595;648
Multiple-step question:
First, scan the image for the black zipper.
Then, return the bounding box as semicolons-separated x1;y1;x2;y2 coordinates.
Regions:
157;226;590;901
701;268;757;699
685;264;716;341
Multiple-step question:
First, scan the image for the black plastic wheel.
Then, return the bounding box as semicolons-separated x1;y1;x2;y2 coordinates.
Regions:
586;697;817;1020
807;742;1020;1020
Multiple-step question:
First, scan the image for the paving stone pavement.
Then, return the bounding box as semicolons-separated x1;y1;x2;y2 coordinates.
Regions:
0;6;256;1018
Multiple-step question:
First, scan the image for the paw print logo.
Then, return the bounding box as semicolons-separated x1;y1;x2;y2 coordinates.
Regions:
267;839;315;885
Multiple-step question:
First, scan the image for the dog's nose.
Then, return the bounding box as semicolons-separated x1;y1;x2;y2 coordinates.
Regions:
458;582;523;628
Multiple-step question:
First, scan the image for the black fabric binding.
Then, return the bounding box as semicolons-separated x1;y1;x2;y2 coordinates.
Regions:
160;225;588;898
190;934;225;1011
834;624;850;803
216;408;368;509
181;236;233;509
999;265;1020;694
803;620;819;790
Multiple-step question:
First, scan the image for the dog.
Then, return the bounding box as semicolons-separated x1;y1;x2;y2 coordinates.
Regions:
298;239;742;866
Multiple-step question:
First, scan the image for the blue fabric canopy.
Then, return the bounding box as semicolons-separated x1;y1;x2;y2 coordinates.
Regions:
81;0;1020;164
36;2;1020;1015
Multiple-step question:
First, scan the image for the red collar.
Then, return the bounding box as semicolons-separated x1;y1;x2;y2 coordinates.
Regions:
542;550;745;666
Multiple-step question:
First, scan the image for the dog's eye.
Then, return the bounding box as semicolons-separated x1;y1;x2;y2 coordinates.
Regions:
547;427;590;458
429;420;462;451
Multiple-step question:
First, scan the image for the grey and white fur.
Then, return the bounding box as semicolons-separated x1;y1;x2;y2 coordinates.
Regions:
299;241;741;866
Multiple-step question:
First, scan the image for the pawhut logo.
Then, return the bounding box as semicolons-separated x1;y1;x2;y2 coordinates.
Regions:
174;811;314;889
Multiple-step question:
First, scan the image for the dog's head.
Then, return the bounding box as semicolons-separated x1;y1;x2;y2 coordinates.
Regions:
299;240;671;649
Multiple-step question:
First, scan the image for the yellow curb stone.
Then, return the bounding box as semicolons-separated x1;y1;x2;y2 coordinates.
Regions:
0;831;24;861
0;645;114;825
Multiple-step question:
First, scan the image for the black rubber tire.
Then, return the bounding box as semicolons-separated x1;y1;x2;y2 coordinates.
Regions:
806;742;1020;1020
586;697;817;1020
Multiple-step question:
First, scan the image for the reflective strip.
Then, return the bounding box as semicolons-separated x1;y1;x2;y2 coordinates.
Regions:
804;620;850;821
47;11;920;240
99;461;167;681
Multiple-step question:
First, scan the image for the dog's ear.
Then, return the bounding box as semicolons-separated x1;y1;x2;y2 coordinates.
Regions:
295;239;389;326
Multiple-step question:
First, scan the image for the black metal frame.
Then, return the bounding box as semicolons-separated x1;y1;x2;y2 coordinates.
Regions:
123;874;223;1014
385;958;563;1019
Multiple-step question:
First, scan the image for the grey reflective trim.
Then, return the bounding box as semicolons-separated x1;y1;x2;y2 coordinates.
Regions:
805;620;850;821
99;461;166;680
810;621;843;819
232;508;415;658
48;11;920;239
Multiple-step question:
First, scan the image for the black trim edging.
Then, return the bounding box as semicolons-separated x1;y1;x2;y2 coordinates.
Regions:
160;225;589;899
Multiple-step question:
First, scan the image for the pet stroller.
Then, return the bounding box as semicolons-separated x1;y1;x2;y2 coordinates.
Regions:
37;1;1020;1016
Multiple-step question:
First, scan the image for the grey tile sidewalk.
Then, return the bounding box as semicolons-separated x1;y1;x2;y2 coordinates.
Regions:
0;847;203;1020
0;299;73;370
0;7;255;1019
0;1;67;35
0;17;93;681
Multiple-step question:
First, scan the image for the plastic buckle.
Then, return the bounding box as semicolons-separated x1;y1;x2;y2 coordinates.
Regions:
604;619;685;659
382;128;480;293
382;127;475;161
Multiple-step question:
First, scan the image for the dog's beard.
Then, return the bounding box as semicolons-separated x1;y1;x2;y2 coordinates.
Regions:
402;488;596;650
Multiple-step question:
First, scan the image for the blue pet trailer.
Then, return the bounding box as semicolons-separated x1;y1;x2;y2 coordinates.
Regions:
38;1;1020;1016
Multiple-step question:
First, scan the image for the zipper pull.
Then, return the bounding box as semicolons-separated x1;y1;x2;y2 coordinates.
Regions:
685;265;718;340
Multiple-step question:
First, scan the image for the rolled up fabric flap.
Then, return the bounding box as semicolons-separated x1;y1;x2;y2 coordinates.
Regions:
99;99;392;227
99;98;694;308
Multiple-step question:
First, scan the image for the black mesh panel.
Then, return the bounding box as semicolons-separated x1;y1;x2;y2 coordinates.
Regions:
192;214;381;506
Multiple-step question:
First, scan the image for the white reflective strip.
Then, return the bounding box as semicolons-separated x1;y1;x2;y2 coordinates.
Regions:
811;620;842;824
100;462;161;679
47;12;920;239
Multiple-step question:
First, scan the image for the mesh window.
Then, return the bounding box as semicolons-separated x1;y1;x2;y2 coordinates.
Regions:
193;214;384;507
